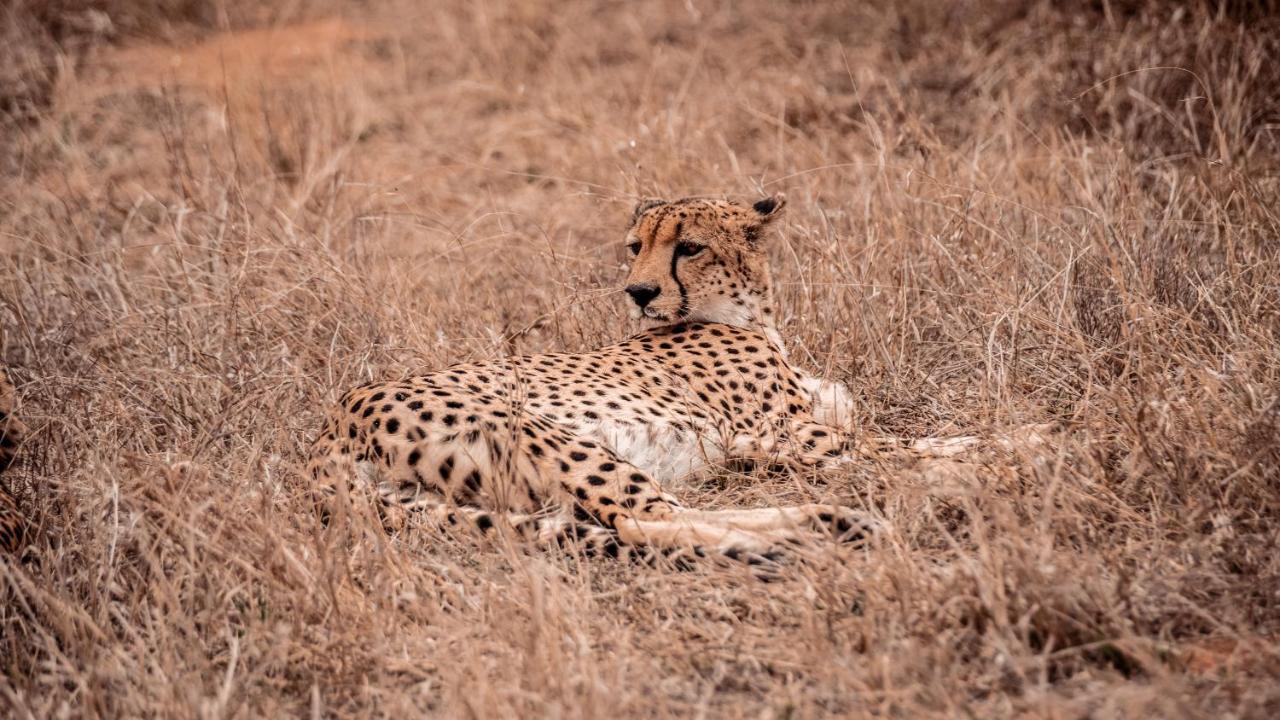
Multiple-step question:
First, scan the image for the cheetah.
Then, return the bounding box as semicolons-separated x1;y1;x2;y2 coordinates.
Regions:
1;368;27;554
309;196;978;566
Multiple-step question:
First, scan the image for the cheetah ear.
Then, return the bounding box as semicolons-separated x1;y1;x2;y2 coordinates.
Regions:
751;195;786;220
744;195;786;243
631;198;666;227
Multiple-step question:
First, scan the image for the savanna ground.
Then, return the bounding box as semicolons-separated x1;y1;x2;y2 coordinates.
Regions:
2;0;1279;716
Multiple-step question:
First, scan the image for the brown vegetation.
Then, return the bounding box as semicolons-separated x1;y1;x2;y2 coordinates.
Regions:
2;0;1278;716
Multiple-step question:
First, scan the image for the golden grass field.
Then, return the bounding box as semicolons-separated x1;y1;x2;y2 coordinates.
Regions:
2;0;1279;716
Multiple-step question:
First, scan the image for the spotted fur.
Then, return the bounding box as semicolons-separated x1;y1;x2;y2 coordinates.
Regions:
308;197;971;567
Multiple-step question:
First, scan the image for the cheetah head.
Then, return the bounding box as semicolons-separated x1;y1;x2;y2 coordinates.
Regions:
622;196;785;330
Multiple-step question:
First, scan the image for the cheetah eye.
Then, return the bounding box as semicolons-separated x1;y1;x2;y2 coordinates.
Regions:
627;241;642;256
675;241;705;258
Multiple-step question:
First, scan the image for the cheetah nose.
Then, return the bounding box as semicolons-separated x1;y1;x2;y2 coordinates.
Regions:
625;283;661;309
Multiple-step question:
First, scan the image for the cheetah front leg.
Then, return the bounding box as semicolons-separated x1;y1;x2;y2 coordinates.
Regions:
788;419;990;466
853;423;1055;460
798;375;1054;459
751;417;1054;474
727;418;942;471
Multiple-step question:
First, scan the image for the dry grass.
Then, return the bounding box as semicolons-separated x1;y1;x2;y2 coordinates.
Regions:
2;0;1279;716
